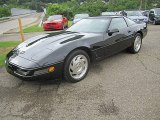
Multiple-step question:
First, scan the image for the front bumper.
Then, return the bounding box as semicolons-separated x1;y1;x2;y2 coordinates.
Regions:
133;19;148;23
43;24;63;30
5;60;64;80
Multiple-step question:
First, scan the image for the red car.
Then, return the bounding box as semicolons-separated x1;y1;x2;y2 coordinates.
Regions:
43;15;68;30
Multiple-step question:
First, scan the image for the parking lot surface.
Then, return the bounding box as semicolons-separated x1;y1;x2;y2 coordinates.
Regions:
0;25;160;120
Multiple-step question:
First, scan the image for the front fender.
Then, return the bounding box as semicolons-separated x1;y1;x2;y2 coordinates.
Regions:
37;41;90;67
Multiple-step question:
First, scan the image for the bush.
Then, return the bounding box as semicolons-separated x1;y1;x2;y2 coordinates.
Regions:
47;3;73;20
108;0;139;11
0;7;11;18
46;1;108;19
79;1;108;16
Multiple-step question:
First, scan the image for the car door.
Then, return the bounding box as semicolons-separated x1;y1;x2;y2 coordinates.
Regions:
103;17;130;57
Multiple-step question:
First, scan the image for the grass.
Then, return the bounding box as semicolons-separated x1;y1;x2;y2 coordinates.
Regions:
0;41;20;48
68;21;72;27
23;24;44;33
0;41;20;67
23;21;73;33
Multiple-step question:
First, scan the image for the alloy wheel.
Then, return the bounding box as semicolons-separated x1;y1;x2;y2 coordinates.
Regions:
69;55;88;80
134;35;142;52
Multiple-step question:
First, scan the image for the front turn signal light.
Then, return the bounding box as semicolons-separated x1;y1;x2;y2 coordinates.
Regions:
48;66;55;72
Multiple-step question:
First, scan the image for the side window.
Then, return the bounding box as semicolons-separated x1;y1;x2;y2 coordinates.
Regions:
109;18;127;30
125;17;136;26
150;10;154;14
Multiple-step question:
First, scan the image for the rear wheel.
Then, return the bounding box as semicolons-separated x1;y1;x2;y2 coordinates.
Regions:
128;33;142;54
64;50;90;83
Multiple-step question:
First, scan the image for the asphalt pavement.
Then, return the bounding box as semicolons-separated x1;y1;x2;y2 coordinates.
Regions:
0;25;160;120
0;13;41;35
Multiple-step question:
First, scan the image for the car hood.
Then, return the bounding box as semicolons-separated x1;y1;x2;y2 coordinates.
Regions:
128;16;148;20
9;31;100;67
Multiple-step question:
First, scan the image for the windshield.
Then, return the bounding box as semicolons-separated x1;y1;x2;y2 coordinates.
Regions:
74;14;89;19
155;8;160;15
126;11;143;16
102;12;115;16
47;15;62;21
67;19;110;33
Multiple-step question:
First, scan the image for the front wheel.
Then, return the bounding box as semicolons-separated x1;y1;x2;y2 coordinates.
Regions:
64;50;90;83
128;33;142;54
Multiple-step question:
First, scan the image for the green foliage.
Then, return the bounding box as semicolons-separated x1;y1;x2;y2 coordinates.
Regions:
79;1;108;16
0;7;11;18
0;41;20;48
0;41;20;67
46;0;160;19
108;0;140;11
47;3;73;19
1;0;160;18
47;0;108;19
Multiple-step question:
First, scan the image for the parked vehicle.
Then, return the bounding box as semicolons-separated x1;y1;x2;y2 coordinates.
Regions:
73;13;89;24
43;15;68;30
142;10;149;17
6;16;147;83
149;8;160;25
126;10;148;23
101;12;116;16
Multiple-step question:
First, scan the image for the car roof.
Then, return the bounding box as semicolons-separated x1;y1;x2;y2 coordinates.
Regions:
87;16;124;19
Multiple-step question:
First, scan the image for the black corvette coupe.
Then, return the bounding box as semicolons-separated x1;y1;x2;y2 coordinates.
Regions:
5;16;147;83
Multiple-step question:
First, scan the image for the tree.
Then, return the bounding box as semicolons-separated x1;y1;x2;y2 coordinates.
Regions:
0;7;11;17
139;0;142;10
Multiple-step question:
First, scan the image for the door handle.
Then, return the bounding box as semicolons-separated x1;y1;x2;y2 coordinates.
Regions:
128;30;131;33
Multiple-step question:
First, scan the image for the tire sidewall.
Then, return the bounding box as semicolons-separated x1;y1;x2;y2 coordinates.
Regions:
133;33;142;53
64;50;90;83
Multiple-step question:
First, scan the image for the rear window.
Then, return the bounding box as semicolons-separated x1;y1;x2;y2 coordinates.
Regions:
47;15;62;21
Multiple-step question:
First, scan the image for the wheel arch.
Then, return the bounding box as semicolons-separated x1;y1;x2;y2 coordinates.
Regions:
137;31;143;38
64;46;93;63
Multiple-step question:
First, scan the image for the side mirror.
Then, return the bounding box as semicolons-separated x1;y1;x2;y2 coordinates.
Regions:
108;29;119;36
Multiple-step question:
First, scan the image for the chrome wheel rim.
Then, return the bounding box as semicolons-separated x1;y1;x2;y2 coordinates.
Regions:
134;36;141;52
69;55;88;80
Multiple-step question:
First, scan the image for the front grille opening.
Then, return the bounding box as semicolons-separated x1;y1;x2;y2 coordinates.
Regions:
16;69;34;76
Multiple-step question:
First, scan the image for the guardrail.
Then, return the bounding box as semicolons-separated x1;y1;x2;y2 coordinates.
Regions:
0;12;38;23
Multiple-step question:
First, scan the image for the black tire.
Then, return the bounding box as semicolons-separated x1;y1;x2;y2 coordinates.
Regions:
64;50;90;83
128;33;142;54
66;24;68;28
